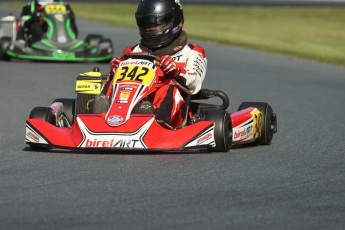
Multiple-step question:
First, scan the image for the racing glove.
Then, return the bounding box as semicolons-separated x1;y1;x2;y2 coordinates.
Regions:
157;55;181;79
109;56;124;75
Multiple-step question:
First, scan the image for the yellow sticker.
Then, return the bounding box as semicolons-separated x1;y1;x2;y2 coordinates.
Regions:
45;4;67;15
251;108;262;139
120;92;131;98
75;80;101;94
114;65;155;85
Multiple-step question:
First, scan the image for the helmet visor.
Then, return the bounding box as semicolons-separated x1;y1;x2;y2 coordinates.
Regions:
136;11;173;29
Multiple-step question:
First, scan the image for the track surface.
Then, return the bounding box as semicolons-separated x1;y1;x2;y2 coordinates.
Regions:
1;8;345;230
64;0;345;7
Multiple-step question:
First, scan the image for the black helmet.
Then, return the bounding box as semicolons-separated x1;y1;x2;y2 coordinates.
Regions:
135;0;184;49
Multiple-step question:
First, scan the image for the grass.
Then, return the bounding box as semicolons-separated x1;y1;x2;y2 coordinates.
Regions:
2;2;345;66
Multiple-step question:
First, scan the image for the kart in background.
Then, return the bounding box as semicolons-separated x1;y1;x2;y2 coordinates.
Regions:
0;2;113;62
25;53;277;152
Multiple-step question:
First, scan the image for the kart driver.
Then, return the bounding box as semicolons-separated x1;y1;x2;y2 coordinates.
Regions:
17;0;78;44
97;0;207;128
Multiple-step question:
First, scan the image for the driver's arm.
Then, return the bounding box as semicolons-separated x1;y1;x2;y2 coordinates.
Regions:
175;44;207;95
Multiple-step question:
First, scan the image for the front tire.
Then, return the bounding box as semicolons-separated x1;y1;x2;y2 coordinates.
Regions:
28;107;54;150
238;102;277;145
0;36;11;61
205;110;232;152
52;98;76;125
29;107;55;124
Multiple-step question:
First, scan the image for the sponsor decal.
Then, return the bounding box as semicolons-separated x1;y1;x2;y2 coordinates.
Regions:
107;115;123;126
75;80;101;94
77;117;155;149
184;127;215;148
25;125;48;144
76;84;98;89
45;4;66;14
251;108;262;139
120;92;131;98
77;85;91;89
196;133;213;145
27;131;40;143
233;124;253;141
121;86;134;91
52;51;75;59
85;138;140;148
116;100;128;104
173;46;183;52
172;54;182;61
119;59;153;68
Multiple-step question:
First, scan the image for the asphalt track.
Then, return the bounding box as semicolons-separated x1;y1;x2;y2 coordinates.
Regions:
70;0;345;7
1;7;345;230
3;0;345;6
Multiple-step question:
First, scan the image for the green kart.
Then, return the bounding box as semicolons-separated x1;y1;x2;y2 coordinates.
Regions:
0;3;113;62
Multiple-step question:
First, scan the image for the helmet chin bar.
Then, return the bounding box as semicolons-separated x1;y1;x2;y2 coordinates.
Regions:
140;26;181;49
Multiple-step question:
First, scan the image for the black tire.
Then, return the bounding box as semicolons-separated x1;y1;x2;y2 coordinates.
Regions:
28;107;54;150
52;98;76;125
238;102;277;145
0;36;11;61
29;107;55;124
85;34;103;48
205;110;232;152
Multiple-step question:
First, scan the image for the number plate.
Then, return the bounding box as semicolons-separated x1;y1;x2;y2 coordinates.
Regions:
114;61;155;85
45;4;67;14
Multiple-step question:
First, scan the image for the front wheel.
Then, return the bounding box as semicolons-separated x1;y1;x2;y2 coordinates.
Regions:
0;36;11;61
28;107;55;150
52;98;76;125
238;102;277;145
29;107;55;124
205;110;232;152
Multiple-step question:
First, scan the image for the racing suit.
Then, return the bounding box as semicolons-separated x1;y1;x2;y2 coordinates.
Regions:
102;30;207;127
17;0;78;44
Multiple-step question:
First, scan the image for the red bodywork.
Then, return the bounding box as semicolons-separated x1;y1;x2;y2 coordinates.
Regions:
25;55;261;151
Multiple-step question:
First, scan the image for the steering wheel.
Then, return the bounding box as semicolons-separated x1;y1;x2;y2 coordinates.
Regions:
123;52;157;62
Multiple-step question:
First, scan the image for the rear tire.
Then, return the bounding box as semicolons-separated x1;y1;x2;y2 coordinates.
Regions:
238;102;277;145
205;110;232;152
0;36;11;61
52;98;76;125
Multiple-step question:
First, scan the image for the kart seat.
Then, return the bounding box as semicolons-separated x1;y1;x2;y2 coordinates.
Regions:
34;39;85;51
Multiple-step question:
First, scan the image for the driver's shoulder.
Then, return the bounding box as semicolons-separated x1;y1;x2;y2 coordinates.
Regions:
187;44;206;58
123;44;140;54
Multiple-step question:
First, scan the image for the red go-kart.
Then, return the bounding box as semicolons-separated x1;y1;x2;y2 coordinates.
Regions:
25;53;277;152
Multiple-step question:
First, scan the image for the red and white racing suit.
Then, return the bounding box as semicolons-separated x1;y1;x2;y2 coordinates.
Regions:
102;35;207;127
